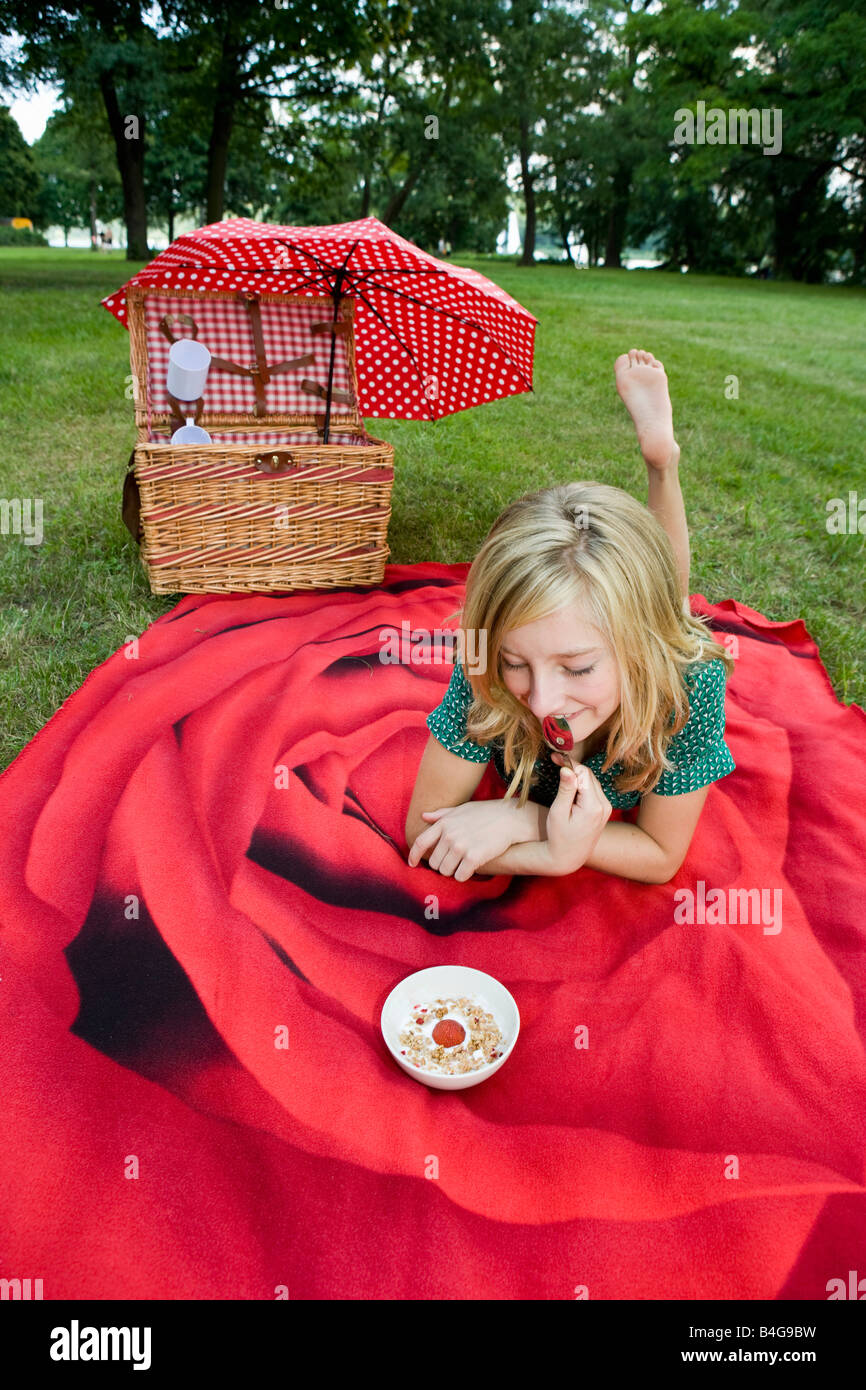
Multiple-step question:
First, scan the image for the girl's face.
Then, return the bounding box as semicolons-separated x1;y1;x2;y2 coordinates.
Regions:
499;605;621;741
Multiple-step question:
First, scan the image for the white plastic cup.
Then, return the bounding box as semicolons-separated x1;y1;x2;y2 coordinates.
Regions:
170;423;212;444
166;339;211;401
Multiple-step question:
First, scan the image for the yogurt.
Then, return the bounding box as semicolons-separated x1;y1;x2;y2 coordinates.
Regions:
397;994;505;1075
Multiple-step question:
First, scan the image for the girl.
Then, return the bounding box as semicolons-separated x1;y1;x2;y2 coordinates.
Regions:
405;349;736;885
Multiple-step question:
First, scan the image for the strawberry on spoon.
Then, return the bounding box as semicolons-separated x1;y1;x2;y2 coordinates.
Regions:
542;714;579;771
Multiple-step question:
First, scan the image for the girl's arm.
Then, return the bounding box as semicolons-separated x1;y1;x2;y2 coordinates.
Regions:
405;734;542;857
574;785;711;883
475;793;703;885
578;821;678;884
474;815;669;883
405;735;486;850
408;743;707;884
471;837;561;877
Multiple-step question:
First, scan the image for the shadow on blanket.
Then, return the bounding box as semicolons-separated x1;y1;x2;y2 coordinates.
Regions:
1;561;865;1300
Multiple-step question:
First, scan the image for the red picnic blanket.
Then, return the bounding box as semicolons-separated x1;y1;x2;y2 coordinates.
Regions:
1;561;864;1300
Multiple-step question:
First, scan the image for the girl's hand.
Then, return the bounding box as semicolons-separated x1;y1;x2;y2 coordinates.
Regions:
543;761;612;875
407;799;529;881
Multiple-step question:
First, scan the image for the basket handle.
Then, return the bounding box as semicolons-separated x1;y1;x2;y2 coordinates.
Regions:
254;450;300;476
159;312;199;342
167;390;204;428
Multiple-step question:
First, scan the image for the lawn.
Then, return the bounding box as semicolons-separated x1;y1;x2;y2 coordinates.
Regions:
1;247;863;772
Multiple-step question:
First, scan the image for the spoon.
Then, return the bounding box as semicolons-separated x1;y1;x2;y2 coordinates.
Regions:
541;714;581;772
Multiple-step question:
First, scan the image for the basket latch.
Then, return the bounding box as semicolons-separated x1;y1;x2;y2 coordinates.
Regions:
254;450;299;476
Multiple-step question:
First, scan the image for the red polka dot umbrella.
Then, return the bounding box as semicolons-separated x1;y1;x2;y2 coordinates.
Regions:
102;216;537;437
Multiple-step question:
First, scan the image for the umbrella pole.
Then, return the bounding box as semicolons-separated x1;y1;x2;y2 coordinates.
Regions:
322;270;345;444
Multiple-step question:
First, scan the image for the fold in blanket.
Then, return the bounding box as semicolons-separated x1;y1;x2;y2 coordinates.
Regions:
1;562;865;1300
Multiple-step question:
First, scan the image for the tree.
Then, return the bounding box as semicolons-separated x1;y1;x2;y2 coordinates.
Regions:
0;104;39;215
2;1;160;258
740;0;866;281
534;20;613;265
615;0;751;271
161;0;405;223
627;0;866;281
487;0;594;265
264;103;367;227
31;97;122;244
139;42;209;243
259;0;507;250
537;110;613;265
372;0;500;229
390;101;508;251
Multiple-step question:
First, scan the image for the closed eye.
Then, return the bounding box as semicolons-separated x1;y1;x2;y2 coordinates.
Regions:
502;660;596;678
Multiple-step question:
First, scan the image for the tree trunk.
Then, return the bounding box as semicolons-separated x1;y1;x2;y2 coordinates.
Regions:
168;197;175;246
518;115;535;265
98;71;149;260
604;163;631;268
851;211;866;284
382;159;428;226
89;179;98;250
360;175;371;218
772;162;832;280
205;28;244;223
205;98;235;222
771;184;792;279
552;164;572;262
558;212;573;263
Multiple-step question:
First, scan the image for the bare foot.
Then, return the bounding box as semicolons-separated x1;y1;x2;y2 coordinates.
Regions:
614;348;680;472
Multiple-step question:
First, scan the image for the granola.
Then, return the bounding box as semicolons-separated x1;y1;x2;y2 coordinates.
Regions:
397;995;505;1076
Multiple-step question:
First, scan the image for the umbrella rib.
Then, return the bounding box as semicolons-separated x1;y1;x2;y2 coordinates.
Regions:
275;239;339;281
191;264;336;295
273;268;334;294
343;271;532;390
348;267;448;284
277;237;364;283
144;242;336;296
343;282;435;421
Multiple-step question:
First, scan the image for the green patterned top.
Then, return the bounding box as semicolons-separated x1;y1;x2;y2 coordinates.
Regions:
425;656;736;809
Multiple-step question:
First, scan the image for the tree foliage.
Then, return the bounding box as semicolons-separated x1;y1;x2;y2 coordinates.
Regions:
0;0;863;280
0;103;40;214
31;98;121;242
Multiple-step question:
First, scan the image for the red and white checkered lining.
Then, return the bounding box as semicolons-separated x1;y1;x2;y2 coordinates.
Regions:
147;429;374;446
142;293;355;419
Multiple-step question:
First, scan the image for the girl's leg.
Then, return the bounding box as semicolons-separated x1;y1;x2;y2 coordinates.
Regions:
647;453;690;606
614;349;690;604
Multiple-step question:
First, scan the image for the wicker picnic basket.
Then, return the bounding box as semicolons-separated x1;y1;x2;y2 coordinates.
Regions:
124;283;394;594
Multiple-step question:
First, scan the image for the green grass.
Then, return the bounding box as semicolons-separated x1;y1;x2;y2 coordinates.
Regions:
1;247;864;772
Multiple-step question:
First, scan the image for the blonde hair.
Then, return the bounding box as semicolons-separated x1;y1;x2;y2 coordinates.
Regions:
447;481;735;807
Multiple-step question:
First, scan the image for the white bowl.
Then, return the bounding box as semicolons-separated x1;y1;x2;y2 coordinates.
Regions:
381;965;519;1090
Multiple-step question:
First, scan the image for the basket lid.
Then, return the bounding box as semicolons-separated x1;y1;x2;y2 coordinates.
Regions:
127;284;363;433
